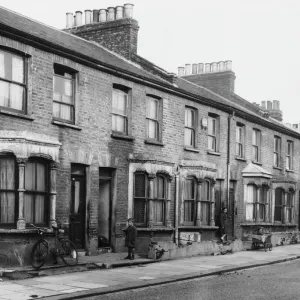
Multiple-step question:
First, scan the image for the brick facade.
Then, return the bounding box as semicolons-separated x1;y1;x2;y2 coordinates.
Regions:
0;6;299;265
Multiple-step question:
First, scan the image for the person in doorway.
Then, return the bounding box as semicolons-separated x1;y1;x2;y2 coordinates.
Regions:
124;218;137;260
220;207;228;242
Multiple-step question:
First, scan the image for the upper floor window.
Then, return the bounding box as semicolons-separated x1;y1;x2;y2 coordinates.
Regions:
184;107;196;147
252;129;261;162
53;64;76;123
274;136;281;167
236;124;245;158
112;86;129;134
146;96;160;140
286;141;293;170
208;114;219;152
0;49;26;113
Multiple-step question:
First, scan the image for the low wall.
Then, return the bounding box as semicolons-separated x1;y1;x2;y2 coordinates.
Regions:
148;239;244;260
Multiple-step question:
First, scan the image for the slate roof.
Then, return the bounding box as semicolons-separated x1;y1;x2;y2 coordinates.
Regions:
0;6;172;86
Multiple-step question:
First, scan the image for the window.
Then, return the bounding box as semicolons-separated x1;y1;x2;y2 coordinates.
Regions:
252;129;261;162
208;114;219;151
286;141;293;170
184;107;196;147
286;190;294;223
236;124;244;158
0;49;26;113
53;64;75;123
274;136;281;167
146;96;160;140
133;173;147;226
133;172;168;226
112;87;129;134
274;188;284;222
0;157;16;226
246;185;256;221
184;178;196;223
201;181;210;225
24;160;49;226
153;175;166;225
246;184;268;222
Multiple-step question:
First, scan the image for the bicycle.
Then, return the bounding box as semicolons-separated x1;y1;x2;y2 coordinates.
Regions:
30;224;78;269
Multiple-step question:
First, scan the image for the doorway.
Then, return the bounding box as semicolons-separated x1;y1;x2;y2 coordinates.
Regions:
98;168;114;247
228;181;235;237
70;164;86;249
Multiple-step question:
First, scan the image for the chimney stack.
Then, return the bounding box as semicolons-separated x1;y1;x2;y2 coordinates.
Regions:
185;64;191;75
64;4;139;60
178;67;185;77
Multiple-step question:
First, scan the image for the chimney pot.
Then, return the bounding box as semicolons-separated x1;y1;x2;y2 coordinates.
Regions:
124;3;134;18
178;67;185;77
93;9;100;22
99;9;107;22
85;10;92;25
218;61;224;72
192;63;198;75
66;12;73;28
267;101;272;110
116;6;124;19
107;7;115;21
75;11;83;26
225;60;232;71
185;64;191;76
211;62;218;72
205;63;211;73
198;63;204;74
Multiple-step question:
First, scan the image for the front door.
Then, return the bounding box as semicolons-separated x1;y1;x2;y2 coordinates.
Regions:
228;181;235;238
70;165;86;249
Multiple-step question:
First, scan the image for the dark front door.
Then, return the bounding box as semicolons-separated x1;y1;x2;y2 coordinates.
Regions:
228;181;235;238
70;165;86;249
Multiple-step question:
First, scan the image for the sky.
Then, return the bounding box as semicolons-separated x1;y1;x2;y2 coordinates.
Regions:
1;0;299;123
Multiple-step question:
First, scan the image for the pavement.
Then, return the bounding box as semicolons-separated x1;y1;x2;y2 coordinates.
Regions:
0;244;300;300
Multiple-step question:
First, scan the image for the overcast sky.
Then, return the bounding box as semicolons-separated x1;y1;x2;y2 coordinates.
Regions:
1;0;299;123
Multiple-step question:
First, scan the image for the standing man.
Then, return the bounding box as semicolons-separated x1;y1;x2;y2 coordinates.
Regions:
220;207;228;242
124;218;137;260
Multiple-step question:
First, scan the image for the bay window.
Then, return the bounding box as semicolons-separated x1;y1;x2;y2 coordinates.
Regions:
0;49;26;113
184;178;196;223
286;190;294;223
274;188;284;222
246;184;256;221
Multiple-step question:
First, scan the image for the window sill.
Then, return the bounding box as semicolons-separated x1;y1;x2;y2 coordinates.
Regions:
240;223;297;227
52;120;82;131
273;166;283;171
207;150;221;156
235;157;246;162
0;109;34;121
286;169;294;173
252;161;263;166
144;139;165;147
0;228;53;234
184;147;199;153
178;226;219;230
127;227;174;232
111;133;135;141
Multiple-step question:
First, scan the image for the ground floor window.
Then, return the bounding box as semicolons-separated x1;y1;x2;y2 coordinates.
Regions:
274;188;284;222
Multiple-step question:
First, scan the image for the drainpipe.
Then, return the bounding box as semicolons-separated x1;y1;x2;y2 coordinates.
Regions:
175;172;180;245
227;111;235;235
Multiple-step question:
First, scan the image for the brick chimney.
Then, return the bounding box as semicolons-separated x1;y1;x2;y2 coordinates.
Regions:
260;100;283;122
177;61;236;100
64;4;139;60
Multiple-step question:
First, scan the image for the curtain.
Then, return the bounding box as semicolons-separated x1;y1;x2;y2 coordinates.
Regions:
12;56;24;83
112;115;126;132
147;98;157;119
246;185;256;221
25;162;35;191
0;81;9;107
10;84;24;110
184;201;194;222
24;194;34;224
201;202;209;225
35;195;45;224
153;200;164;223
148;119;158;139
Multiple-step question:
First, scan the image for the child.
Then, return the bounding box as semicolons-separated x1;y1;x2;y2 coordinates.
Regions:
124;218;137;260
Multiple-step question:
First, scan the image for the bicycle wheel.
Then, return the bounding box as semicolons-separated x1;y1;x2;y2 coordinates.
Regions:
60;239;78;266
31;239;49;269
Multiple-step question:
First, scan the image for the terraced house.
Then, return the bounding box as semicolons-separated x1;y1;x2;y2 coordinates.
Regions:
0;4;299;265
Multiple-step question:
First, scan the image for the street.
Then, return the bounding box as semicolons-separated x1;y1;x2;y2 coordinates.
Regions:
90;260;300;300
